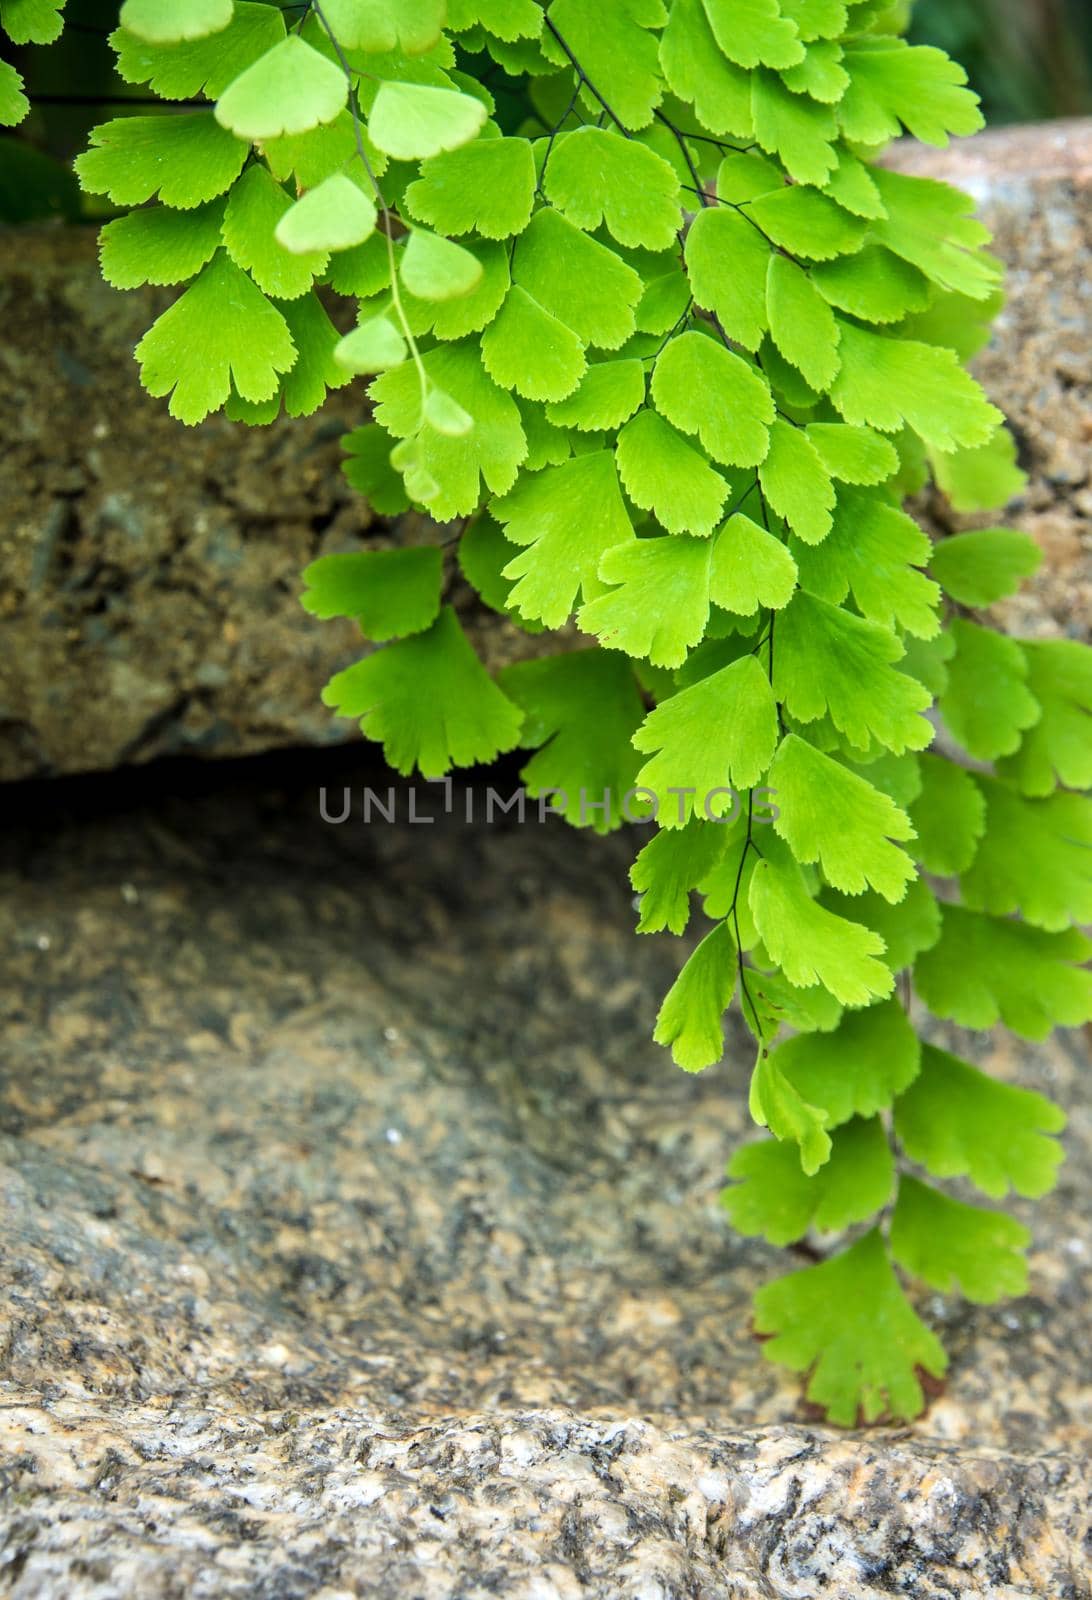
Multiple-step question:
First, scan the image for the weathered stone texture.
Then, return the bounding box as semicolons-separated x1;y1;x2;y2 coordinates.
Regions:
0;767;1088;1597
0;121;1089;779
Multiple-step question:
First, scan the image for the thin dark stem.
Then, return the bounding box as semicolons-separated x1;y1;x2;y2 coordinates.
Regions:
655;112;707;201
769;609;787;736
728;789;764;1044
543;17;628;134
679;182;802;267
310;0;385;217
535;78;582;201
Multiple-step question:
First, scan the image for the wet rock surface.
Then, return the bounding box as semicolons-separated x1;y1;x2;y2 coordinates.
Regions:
1;758;1088;1597
1;121;1090;778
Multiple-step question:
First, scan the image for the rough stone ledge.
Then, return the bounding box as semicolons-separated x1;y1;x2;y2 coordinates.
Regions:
3;1399;1087;1600
0;119;1089;780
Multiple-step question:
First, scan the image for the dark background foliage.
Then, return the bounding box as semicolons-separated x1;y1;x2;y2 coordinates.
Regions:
910;0;1092;123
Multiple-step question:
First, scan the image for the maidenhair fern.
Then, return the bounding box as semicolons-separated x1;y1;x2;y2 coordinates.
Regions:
9;0;1090;1426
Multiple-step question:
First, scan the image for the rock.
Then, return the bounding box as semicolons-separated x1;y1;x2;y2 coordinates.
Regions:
0;233;537;782
0;762;1088;1597
888;118;1092;643
1;121;1091;778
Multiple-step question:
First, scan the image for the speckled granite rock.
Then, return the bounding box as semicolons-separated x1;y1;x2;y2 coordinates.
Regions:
0;120;1090;779
1;763;1088;1597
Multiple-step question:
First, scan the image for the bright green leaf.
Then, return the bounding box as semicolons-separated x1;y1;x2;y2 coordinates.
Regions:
780;37;849;102
778;0;847;40
869;167;999;302
633;654;780;825
996;640;1092;797
335;315;408;373
754;1229;947;1425
481;286;587;402
766;254;840;392
262;109;385;190
301;547;442;640
749;1051;832;1175
76;113;248;208
839;38;983;147
2;0;64;46
702;0;802;70
931;428;1026;514
915;903;1092;1041
545;125;682;249
548;0;666;130
745;184;866;260
514;206;643;350
544;359;645;432
774;591;933;755
119;0;232;44
769;734;916;901
0;59;29;127
792;487;940;638
908;753;986;876
748;852;894;1005
407;237;511;338
499;649;646;833
217;35;347;140
653;330;774;469
939;618;1041;762
660;0;756;139
894;1044;1065;1200
820;876;941;974
653;920;737;1070
744;966;844;1042
751;67;836;184
275;173;377;254
401;227;484;299
759;419;835;544
321;0;445;53
371;341;527;517
961;779;1092;933
278;291;349;417
771;996;920;1130
492;451;634;627
423;387;474;437
890;1176;1029;1305
724;1116;893;1244
405;135;536;238
811;244;932;327
684;206;770;350
341;424;411;514
929;527;1042;607
616;409;728;537
222;165;328;298
805;423;898;486
831;322;1004;452
98;199;225;288
580;535;711;669
110;3;286;100
447;0;542;40
134;250;296;423
323;605;523;776
368;79;487;158
630;819;730;935
816;148;886;220
709;513;798;615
